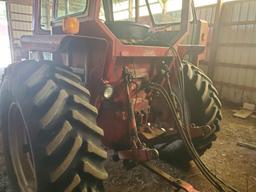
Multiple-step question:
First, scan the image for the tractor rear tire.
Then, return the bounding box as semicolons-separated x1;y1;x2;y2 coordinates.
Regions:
0;60;108;192
158;62;222;164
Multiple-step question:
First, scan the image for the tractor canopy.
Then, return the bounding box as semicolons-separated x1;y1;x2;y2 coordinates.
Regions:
35;0;192;47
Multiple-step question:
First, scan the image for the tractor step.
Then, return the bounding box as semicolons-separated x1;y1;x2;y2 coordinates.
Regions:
142;161;199;192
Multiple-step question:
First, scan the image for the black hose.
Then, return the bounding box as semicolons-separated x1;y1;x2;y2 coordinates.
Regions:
148;79;239;192
145;44;238;191
148;83;225;191
171;47;239;192
149;83;238;191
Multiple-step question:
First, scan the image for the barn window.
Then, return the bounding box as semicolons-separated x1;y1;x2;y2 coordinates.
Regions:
194;0;217;7
0;1;11;67
56;0;88;18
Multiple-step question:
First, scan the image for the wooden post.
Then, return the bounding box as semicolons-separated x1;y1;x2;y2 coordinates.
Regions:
135;0;139;22
129;0;133;20
5;1;15;62
208;0;224;78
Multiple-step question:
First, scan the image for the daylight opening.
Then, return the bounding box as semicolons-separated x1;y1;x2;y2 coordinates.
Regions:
0;1;11;68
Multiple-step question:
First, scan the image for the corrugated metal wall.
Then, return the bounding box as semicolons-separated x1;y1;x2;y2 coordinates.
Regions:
7;0;32;62
213;0;256;104
192;1;256;105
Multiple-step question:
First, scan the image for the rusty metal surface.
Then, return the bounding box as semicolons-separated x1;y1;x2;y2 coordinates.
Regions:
139;126;167;140
143;161;200;192
117;148;159;162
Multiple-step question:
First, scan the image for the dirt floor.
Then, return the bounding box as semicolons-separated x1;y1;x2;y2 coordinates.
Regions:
0;105;255;192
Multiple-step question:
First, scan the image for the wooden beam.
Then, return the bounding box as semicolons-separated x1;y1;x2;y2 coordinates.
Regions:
128;0;133;19
222;20;256;26
135;0;139;22
208;0;224;78
214;81;256;92
10;19;32;23
6;2;15;62
12;29;32;33
237;142;256;151
13;38;21;41
216;62;256;70
8;0;32;6
10;11;32;16
219;42;256;48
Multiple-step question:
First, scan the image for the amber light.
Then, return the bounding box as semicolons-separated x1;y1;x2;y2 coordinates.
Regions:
62;17;80;34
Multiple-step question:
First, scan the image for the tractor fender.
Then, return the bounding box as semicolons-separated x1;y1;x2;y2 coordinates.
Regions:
20;34;109;53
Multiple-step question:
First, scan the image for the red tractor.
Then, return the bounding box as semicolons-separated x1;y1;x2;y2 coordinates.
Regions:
0;0;222;191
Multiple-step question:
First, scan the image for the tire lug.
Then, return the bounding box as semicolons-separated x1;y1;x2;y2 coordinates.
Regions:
23;144;30;153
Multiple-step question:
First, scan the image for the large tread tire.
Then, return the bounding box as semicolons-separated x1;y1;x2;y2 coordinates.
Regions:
0;60;108;192
158;62;222;164
184;63;222;152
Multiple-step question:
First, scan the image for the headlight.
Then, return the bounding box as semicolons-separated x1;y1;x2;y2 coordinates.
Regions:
103;85;114;99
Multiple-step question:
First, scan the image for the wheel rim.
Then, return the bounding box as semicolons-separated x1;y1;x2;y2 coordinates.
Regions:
8;103;37;192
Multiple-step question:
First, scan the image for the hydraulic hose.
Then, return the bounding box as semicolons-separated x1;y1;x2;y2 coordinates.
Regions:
149;47;238;192
148;82;238;191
